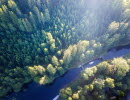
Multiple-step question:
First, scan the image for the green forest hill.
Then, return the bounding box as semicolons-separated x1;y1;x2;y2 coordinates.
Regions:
0;0;130;99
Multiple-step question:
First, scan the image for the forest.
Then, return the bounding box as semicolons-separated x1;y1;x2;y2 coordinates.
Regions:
0;0;130;99
60;56;130;100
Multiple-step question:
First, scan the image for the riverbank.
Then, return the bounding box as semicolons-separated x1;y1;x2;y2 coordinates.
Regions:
60;51;130;100
5;44;130;100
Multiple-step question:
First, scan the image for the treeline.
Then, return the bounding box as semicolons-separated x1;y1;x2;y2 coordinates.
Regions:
0;40;102;97
0;0;130;98
60;57;130;100
0;37;102;97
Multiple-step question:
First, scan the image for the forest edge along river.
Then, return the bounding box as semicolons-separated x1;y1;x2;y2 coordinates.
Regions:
5;44;130;100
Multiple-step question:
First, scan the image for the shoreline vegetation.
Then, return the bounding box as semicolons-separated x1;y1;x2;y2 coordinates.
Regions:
5;43;130;100
0;0;130;99
60;54;130;100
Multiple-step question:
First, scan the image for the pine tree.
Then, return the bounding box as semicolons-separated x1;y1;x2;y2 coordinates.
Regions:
45;9;50;22
8;0;17;9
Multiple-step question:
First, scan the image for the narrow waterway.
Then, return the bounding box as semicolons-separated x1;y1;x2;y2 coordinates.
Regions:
5;45;130;100
124;91;130;100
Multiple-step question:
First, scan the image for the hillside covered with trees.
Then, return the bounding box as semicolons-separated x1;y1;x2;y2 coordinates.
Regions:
0;0;130;99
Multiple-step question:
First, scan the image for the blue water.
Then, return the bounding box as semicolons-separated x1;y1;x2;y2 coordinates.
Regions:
124;91;130;100
5;45;130;100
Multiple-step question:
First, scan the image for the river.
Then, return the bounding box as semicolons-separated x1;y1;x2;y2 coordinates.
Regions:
5;45;130;100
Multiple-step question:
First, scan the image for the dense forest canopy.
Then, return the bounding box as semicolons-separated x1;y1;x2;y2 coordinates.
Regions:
0;0;130;99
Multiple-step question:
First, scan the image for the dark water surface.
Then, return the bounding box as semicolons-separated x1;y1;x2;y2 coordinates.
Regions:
5;45;130;100
125;91;130;100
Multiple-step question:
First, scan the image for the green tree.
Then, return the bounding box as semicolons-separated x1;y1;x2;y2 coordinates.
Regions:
50;43;56;53
34;65;46;75
93;78;105;90
8;0;17;9
97;61;109;74
47;64;56;75
45;9;50;22
123;9;130;20
108;21;119;33
63;49;72;66
44;48;49;55
60;87;72;99
105;78;115;88
40;12;45;25
111;57;129;80
68;97;72;100
72;93;79;99
57;50;62;56
23;56;32;65
77;40;89;55
52;56;59;66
